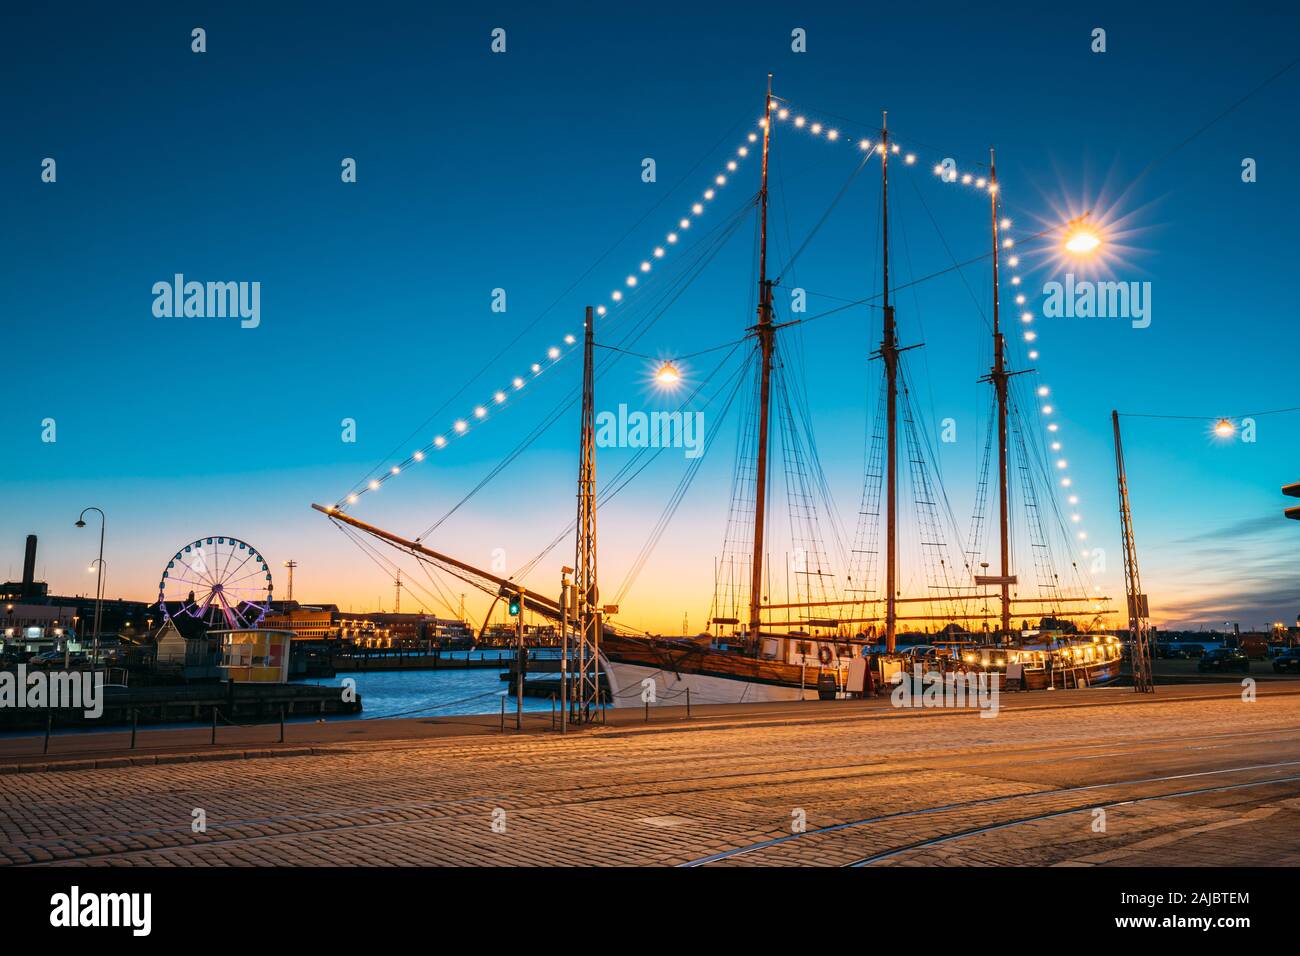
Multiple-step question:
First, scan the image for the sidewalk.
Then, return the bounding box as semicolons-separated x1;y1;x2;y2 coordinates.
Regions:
2;680;1291;775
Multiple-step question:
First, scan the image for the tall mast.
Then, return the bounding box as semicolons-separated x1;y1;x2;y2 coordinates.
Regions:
747;73;775;651
575;304;600;719
1112;411;1154;692
989;151;1012;640
880;112;899;655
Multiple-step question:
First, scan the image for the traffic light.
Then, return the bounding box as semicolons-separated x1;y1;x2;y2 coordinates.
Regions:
508;594;521;616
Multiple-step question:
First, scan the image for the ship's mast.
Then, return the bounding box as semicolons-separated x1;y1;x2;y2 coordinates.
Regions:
880;113;899;655
989;152;1012;640
747;73;775;652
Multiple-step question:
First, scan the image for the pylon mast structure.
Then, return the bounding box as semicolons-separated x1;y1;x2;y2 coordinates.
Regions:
283;560;297;602
1112;410;1154;692
747;73;775;653
879;112;900;655
394;569;401;614
573;305;602;721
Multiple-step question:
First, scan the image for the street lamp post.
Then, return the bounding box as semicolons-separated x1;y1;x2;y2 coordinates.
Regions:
76;507;106;674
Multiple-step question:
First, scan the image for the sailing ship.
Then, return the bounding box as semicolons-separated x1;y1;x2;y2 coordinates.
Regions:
315;75;1121;716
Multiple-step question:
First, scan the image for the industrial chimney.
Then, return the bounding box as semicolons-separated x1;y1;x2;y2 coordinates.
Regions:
21;534;37;598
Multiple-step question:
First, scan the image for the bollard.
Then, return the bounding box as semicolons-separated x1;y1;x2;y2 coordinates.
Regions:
279;705;285;743
645;698;650;723
130;709;137;750
686;687;691;718
500;695;505;733
211;705;217;745
43;711;52;754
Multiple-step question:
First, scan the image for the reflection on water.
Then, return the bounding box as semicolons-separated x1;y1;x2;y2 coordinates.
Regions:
296;650;562;720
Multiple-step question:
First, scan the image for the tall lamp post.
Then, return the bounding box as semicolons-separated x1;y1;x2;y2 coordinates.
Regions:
76;507;106;673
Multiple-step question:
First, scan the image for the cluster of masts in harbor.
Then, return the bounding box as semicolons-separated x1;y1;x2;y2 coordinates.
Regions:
316;74;1146;693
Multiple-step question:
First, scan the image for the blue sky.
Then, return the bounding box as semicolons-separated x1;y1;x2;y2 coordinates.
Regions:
3;2;1298;632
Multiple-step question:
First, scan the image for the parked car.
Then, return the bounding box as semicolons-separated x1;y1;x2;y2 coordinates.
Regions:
1198;648;1250;673
1273;648;1300;673
27;650;67;667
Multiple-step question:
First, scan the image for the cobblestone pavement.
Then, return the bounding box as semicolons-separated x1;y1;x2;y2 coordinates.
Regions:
2;690;1299;866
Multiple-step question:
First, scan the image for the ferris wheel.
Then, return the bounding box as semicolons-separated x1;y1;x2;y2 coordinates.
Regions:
158;536;273;630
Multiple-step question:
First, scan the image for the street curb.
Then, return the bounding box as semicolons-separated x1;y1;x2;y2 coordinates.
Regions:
0;746;327;776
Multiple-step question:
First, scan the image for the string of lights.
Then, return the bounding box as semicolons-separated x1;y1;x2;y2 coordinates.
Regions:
328;117;767;513
771;99;1102;584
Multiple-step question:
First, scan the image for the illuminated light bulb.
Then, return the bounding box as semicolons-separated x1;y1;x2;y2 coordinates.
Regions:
727;160;737;171
975;177;986;188
890;144;900;153
640;261;651;272
1051;441;1062;451
988;183;998;193
777;109;788;120
933;164;944;175
369;480;380;490
1024;330;1037;341
454;420;468;433
667;232;678;243
1001;218;1011;229
739;146;749;156
1021;314;1033;323
475;406;487;419
795;116;806;127
1056;459;1068;469
512;378;524;389
827;129;840;141
1011;276;1021;285
1068;495;1079;505
434;436;447;448
391;466;400;475
1047;422;1058;432
612;290;623;301
413;451;424;461
1037;386;1050;396
564;334;576;344
1064;229;1101;255
1042;404;1053;414
810;122;822;134
1028;350;1039;360
1213;418;1235;437
494;391;506;403
715;175;726;185
1002;238;1014;248
548;346;560;358
905;153;915;164
596;306;606;315
1077;531;1087;541
692;203;703;214
347;494;358;504
1008;256;1019;267
704;189;714;200
655;361;681;387
759;117;768;128
1080;549;1090;557
1015;294;1025;305
962;173;973;184
1071;514;1081;523
1061;477;1072;487
626;275;637;287
530;363;541;373
653;247;664;258
860;139;871;151
749;132;758;142
680;218;690;229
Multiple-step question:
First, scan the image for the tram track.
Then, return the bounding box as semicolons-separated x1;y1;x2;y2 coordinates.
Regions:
682;758;1300;866
6;718;1300;867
